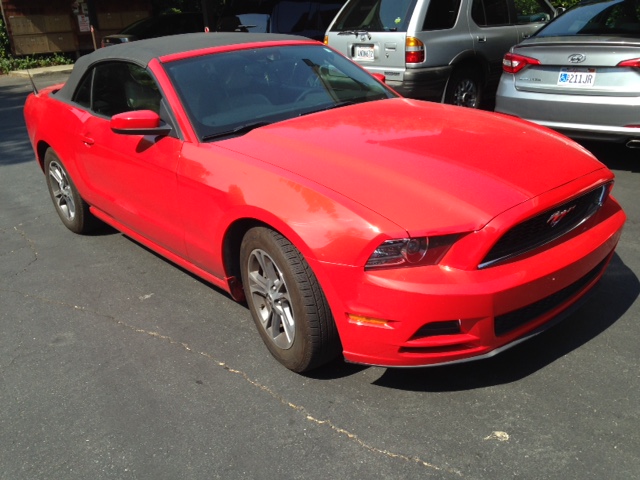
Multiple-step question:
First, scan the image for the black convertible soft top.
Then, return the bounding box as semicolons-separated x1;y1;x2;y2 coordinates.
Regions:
57;32;312;101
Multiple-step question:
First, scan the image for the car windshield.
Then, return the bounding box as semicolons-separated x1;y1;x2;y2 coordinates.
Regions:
329;0;418;33
536;0;640;37
164;44;397;141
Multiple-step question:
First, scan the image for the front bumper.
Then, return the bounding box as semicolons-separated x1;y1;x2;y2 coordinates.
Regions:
314;188;625;368
365;65;452;102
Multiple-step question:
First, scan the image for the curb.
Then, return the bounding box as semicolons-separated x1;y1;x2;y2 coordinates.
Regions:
9;65;74;77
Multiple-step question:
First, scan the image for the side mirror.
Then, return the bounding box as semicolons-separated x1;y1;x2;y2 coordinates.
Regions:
371;73;386;84
110;110;172;136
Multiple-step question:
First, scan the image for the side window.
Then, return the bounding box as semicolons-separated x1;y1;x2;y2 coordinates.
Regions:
124;64;162;113
72;70;93;108
514;0;553;24
89;62;162;117
423;0;462;30
472;0;510;26
157;16;180;36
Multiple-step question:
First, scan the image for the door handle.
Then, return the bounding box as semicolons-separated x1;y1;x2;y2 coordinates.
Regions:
477;36;487;42
81;135;94;146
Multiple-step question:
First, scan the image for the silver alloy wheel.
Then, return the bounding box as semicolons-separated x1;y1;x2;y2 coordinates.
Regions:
453;79;478;108
247;248;295;349
47;160;76;221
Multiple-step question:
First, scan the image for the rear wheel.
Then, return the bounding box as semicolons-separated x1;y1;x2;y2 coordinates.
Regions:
445;68;483;108
240;227;340;372
44;149;98;234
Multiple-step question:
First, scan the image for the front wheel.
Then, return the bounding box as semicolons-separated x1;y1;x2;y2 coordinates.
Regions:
240;227;340;372
44;149;98;234
444;68;483;108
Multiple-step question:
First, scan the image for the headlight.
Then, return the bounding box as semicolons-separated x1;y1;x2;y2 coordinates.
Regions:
365;235;459;270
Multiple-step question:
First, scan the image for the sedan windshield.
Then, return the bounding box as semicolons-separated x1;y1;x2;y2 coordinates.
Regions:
536;0;640;37
164;44;396;141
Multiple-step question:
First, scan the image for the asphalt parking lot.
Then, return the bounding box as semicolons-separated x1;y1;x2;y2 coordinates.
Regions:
1;71;638;480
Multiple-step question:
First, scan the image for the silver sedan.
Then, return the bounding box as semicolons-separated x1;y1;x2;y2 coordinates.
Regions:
495;0;640;148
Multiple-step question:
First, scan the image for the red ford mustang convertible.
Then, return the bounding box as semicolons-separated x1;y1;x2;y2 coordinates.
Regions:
24;33;626;372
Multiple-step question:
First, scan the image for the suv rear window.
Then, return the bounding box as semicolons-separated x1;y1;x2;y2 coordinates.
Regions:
330;0;418;33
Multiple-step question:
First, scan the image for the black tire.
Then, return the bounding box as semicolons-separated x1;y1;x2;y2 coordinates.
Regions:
44;149;98;234
240;227;341;372
444;68;483;108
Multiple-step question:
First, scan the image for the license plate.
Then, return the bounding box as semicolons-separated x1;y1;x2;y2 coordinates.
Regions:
353;45;375;62
557;67;596;87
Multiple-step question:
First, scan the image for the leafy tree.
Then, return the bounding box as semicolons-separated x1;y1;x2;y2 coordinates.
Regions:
0;19;10;59
553;0;582;8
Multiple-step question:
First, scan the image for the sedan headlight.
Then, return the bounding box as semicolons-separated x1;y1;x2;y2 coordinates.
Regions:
365;235;459;270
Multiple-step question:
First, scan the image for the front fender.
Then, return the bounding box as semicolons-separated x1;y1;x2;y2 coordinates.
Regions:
177;142;405;282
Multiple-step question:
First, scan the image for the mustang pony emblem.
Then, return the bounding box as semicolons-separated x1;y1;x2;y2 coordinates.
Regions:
547;206;576;227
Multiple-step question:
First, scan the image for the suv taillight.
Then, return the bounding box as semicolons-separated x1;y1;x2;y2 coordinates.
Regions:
502;52;540;74
405;37;425;64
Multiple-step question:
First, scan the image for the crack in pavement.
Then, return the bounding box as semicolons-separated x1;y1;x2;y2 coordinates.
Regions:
131;327;462;476
1;290;462;477
4;225;39;271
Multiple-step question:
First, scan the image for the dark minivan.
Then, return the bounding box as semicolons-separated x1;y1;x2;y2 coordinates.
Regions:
217;0;346;41
101;12;205;47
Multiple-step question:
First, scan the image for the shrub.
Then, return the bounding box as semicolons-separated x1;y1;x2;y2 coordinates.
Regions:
0;18;73;75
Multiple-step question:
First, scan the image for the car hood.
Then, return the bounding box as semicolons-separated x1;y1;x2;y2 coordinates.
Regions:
218;99;605;234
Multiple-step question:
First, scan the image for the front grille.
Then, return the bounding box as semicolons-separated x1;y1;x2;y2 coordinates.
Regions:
494;256;608;337
480;185;608;268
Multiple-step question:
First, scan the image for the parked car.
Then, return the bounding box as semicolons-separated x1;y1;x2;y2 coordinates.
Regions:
101;12;205;47
495;0;640;147
216;0;346;41
325;0;556;108
24;33;625;372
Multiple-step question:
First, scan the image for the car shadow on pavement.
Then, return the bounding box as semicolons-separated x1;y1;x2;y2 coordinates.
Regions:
0;75;69;167
0;84;35;167
310;253;639;389
580;141;640;173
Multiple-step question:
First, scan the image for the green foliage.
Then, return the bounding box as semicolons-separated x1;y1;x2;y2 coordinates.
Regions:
552;0;582;8
153;0;201;14
517;0;584;14
0;17;73;75
0;18;10;59
0;52;73;75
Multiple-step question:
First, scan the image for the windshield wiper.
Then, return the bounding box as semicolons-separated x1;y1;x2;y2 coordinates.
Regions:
202;121;271;141
299;101;357;117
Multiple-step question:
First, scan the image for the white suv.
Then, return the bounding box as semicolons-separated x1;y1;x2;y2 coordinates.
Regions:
325;0;556;108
